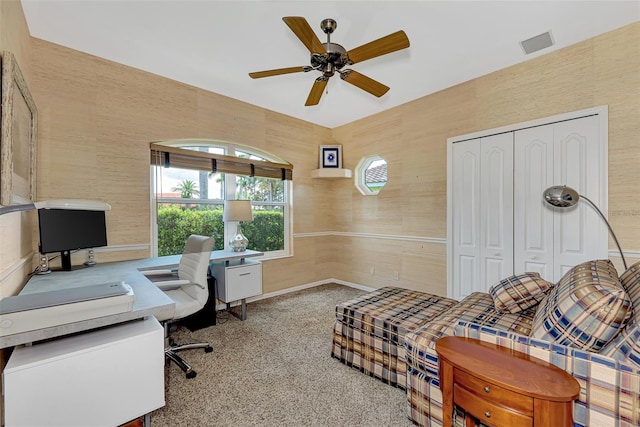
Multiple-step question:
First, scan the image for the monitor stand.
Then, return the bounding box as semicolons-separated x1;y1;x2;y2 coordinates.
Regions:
60;250;73;271
54;251;92;272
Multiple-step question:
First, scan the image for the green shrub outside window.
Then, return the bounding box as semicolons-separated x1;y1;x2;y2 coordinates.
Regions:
157;204;284;256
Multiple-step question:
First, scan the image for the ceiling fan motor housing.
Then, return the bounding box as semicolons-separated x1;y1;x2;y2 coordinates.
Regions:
310;43;348;77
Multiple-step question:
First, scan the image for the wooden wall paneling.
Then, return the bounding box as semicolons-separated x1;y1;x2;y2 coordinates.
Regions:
196;90;266;145
335;236;404;287
0;0;32;84
339;111;404;235
263;111;326;231
474;41;595;131
93;60;201;252
322;235;350;280
396;84;478;239
0;0;34;297
401;240;447;295
593;24;640;251
263;236;317;293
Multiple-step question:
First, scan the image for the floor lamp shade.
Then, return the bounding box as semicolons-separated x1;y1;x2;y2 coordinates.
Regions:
543;185;627;270
224;200;253;252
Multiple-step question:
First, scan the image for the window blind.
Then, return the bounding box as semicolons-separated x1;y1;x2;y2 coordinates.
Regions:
150;143;293;180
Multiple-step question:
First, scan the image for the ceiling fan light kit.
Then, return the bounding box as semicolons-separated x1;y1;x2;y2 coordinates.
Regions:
249;16;410;106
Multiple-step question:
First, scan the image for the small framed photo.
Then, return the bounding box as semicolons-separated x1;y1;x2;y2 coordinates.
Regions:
319;145;342;169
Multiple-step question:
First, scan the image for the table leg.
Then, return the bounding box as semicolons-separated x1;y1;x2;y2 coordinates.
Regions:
439;360;454;427
225;299;248;321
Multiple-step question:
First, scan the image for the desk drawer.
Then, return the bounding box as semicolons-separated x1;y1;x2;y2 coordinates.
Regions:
214;260;262;303
454;369;533;415
454;383;532;427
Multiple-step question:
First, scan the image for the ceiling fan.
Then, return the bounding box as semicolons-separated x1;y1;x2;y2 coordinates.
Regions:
249;16;410;106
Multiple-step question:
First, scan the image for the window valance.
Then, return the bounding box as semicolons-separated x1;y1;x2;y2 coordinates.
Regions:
150;143;293;180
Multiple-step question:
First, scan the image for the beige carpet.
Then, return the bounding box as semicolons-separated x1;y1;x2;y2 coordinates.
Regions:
150;283;413;427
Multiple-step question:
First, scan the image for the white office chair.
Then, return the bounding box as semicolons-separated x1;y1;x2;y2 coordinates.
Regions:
143;234;215;379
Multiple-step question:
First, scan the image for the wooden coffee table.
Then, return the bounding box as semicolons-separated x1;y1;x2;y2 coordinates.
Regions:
435;336;579;427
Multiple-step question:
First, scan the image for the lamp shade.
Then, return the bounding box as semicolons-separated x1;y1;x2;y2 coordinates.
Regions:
542;184;627;270
543;185;579;208
223;200;253;222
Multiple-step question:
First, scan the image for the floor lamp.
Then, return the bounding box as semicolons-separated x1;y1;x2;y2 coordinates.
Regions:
543;185;627;270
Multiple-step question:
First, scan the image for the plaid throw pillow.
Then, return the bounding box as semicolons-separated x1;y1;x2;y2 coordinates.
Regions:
601;260;640;368
489;272;554;314
531;260;632;352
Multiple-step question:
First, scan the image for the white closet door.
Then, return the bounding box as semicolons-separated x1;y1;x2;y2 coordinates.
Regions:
552;115;607;279
514;126;555;281
514;115;606;282
480;133;514;289
452;139;481;300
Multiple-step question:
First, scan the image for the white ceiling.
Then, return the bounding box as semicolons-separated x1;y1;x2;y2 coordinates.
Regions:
21;1;639;128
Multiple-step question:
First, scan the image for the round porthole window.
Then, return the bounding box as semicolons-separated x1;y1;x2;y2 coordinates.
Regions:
355;155;387;196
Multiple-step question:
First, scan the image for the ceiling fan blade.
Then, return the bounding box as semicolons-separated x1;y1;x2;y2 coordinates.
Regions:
346;30;410;64
249;66;310;79
305;78;328;106
340;70;390;97
283;17;327;54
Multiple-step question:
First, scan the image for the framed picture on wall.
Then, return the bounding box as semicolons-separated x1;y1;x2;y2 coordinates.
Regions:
319;145;342;169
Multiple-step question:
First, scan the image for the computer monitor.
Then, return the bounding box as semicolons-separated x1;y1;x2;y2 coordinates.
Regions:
38;208;108;271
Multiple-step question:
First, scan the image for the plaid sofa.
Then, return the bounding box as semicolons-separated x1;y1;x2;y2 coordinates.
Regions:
404;260;640;427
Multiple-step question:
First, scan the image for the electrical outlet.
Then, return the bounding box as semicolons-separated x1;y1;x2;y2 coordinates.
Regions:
393;271;399;280
370;267;375;275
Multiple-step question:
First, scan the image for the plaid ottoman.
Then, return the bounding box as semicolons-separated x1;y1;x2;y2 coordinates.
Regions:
331;286;457;389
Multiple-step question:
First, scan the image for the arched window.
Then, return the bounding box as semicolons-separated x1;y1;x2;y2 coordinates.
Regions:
151;139;291;258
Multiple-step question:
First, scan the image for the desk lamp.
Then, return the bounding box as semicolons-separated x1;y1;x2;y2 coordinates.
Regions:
543;185;627;270
224;200;253;252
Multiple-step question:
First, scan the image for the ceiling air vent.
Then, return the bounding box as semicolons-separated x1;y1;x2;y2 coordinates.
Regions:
520;31;554;55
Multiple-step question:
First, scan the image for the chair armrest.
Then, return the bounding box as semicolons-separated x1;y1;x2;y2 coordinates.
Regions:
453;321;640;426
151;279;191;290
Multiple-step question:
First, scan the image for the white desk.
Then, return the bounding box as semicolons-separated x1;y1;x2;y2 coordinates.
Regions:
0;257;174;349
0;249;263;348
1;250;263;427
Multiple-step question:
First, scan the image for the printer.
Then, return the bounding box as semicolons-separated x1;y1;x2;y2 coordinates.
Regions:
0;282;135;336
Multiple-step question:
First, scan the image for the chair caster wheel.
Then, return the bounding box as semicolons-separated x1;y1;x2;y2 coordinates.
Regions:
186;371;197;379
205;346;213;353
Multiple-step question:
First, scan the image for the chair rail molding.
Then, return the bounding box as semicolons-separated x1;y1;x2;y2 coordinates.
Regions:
293;231;446;244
